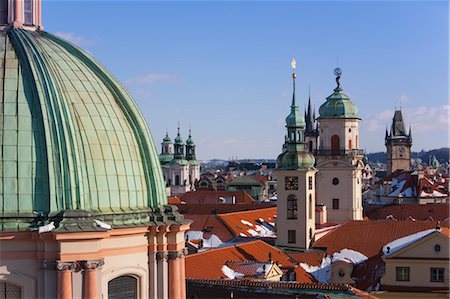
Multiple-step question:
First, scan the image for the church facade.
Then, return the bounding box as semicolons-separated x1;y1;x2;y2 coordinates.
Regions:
159;128;200;196
0;2;190;298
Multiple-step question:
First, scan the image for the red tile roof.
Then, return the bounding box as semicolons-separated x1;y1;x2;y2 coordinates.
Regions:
185;240;315;283
187;279;378;298
184;214;235;242
312;220;445;257
365;204;449;222
287;252;326;267
177;203;276;215
224;261;274;278
218;207;277;238
179;190;255;204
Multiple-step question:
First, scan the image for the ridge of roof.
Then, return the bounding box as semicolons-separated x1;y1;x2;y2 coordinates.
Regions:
218;206;277;217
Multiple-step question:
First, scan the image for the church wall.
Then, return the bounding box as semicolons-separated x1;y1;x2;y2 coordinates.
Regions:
276;169;316;249
319;119;360;151
316;167;363;223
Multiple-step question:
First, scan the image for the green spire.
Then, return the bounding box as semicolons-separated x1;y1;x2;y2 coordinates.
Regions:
174;124;183;145
186;127;194;146
277;59;315;170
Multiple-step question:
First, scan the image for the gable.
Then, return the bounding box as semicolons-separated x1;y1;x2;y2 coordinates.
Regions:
385;231;449;260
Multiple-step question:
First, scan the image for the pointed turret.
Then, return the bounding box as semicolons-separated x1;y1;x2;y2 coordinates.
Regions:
277;59;315;170
186;128;199;165
385;109;412;174
172;125;188;165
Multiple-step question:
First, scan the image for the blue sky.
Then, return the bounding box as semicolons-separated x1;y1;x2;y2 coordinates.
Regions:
44;1;448;160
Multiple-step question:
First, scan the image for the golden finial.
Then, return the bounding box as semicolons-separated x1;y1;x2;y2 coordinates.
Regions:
291;58;297;78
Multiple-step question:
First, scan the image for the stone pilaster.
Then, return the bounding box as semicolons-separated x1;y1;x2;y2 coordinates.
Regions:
168;250;183;299
156;251;169;299
82;259;104;299
56;261;77;299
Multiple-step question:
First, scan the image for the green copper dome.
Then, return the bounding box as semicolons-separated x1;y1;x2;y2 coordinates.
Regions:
163;132;172;143
318;87;360;119
277;151;315;170
0;29;168;230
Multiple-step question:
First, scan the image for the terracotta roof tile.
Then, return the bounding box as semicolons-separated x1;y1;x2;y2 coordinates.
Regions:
184;214;235;242
365;204;449;221
187;278;378;298
185;240;315;283
179;190;255;204
287;252;326;267
218;207;277;238
312;220;445;257
224;260;273;278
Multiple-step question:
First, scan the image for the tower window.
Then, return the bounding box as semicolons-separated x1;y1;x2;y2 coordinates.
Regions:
287;195;297;219
308;176;313;190
332;178;339;185
309;194;313;219
309;140;313;152
348;139;352;149
332;198;339;210
331;135;340;153
24;0;33;25
288;230;296;243
175;175;180;186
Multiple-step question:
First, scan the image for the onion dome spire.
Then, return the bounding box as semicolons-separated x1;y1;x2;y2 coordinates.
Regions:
318;67;360;119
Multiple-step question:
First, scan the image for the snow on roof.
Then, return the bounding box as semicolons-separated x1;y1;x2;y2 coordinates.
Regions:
300;248;368;283
382;229;436;256
221;265;244;279
186;230;223;248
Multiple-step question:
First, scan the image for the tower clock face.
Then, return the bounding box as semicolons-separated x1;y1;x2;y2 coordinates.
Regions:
285;176;298;190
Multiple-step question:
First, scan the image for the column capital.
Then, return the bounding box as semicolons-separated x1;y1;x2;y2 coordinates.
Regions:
82;259;104;271
56;261;78;272
168;250;183;260
156;251;168;261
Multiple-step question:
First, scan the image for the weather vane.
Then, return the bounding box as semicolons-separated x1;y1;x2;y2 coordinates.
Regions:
334;67;342;88
291;58;297;78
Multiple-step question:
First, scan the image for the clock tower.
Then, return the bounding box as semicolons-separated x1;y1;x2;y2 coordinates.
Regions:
385;110;412;174
276;59;317;249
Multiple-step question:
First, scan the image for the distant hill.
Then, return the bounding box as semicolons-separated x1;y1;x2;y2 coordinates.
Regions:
367;148;449;164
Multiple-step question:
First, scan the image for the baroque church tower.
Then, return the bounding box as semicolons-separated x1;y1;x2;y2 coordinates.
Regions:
159;127;200;195
276;59;317;249
315;68;364;223
385;110;412;174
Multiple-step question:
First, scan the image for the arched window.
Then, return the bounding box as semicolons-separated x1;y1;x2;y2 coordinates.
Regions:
0;282;22;299
331;135;340;153
0;0;7;25
175;175;180;186
108;276;137;299
287;194;297;219
309;194;313;219
24;0;33;25
348;139;352;149
309;140;313;152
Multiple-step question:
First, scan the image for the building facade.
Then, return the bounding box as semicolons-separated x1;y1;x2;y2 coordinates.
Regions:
275;61;317;249
385;110;412;175
315;68;364;223
0;2;190;298
159;128;200;196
